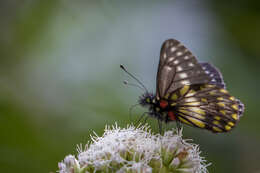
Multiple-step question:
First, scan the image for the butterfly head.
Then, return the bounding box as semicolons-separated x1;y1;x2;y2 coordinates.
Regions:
139;92;156;107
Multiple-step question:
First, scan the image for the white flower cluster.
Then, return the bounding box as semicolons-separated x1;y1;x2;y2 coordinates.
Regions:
58;124;209;173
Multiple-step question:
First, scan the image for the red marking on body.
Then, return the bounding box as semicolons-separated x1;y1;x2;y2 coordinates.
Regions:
159;100;168;108
168;111;176;121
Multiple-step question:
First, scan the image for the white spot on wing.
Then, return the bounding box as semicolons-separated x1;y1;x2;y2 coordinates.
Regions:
188;62;194;67
186;97;197;102
177;66;183;72
179;73;188;78
184;56;189;60
171;47;176;52
181;80;190;85
174;60;179;64
176;51;183;56
165;66;172;71
163;53;167;59
168;57;175;62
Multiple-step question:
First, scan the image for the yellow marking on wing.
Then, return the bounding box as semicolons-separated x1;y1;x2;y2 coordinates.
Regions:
225;125;231;131
229;96;235;101
232;114;238;120
213;126;222;132
217;102;225;107
213;121;220;125
184;102;200;106
206;84;214;88
192;113;206;120
179;117;192;126
179;109;190;115
188;117;205;128
220;89;228;94
184;97;200;106
190;107;206;115
146;98;150;103
201;98;207;102
228;122;235;127
171;93;178;100
164;93;170;99
217;97;224;101
220;110;226;115
178;109;205;119
180;85;190;96
214;116;221;120
171;102;177;106
232;104;238;110
209;91;216;95
186;89;196;97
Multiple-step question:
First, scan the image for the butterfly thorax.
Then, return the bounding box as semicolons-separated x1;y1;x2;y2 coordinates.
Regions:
139;92;177;122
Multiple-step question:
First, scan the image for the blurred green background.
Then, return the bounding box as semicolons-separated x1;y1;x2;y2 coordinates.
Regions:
0;0;260;172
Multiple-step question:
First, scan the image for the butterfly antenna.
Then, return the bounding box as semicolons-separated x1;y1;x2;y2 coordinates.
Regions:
123;80;145;92
120;64;148;93
134;112;149;126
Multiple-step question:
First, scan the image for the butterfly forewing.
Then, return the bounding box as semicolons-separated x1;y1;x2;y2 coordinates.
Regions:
156;39;211;98
200;62;226;88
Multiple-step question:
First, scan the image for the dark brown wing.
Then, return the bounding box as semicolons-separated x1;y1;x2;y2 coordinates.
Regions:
200;62;226;88
156;39;211;98
168;84;244;133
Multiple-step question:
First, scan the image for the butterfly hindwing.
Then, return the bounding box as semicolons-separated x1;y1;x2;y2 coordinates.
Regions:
169;84;244;133
156;39;211;98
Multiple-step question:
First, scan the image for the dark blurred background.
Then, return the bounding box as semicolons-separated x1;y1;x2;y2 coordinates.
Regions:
0;0;260;172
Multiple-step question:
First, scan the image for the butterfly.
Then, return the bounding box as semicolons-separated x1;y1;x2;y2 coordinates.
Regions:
121;39;244;133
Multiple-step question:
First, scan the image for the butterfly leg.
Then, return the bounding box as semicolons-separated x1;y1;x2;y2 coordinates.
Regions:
176;119;182;133
134;112;149;126
158;119;163;135
129;103;140;122
144;115;150;124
